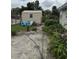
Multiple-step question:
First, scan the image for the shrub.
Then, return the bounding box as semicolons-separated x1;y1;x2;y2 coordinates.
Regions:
31;27;37;31
43;22;66;34
44;19;59;26
48;32;67;59
42;16;48;23
32;22;37;26
43;19;67;59
11;24;28;36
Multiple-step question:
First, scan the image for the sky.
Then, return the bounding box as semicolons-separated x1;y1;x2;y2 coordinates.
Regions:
11;0;67;10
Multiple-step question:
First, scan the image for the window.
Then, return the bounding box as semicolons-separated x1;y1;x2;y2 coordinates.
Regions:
30;14;33;18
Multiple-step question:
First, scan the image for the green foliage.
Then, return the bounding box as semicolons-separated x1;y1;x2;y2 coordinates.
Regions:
48;32;67;59
11;24;37;34
34;0;39;10
42;16;48;23
20;6;27;14
26;0;42;10
11;24;27;32
11;7;21;15
52;15;59;20
43;19;67;59
11;7;21;18
11;24;27;36
43;19;66;33
43;10;52;15
31;27;37;31
44;19;59;26
42;7;59;24
42;10;52;19
32;22;37;26
52;6;60;18
27;2;35;10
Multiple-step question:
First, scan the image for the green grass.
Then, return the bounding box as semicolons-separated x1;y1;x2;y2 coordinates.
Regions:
11;24;27;32
11;24;37;33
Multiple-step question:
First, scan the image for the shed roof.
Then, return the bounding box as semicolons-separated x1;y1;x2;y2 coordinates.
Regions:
22;10;42;13
58;3;67;11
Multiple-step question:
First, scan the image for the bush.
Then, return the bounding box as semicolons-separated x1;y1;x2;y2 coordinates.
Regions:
31;27;37;31
32;22;37;26
43;19;67;59
42;16;48;23
48;32;67;59
44;19;59;26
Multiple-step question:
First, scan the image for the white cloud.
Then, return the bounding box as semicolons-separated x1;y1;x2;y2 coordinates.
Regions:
11;0;67;10
41;0;67;10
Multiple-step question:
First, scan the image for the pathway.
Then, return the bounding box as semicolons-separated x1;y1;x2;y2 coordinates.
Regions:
12;31;49;59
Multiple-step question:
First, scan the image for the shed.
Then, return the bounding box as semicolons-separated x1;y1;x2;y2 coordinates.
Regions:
21;10;42;24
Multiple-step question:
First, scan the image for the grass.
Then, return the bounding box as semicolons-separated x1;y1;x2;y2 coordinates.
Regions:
11;24;27;32
11;24;37;32
11;24;37;36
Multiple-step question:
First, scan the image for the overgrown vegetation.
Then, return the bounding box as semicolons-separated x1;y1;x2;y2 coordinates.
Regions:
11;24;27;32
42;5;67;59
43;19;67;59
48;32;67;59
11;24;27;36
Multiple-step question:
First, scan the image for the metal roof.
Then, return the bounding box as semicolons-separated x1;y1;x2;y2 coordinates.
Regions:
58;3;67;11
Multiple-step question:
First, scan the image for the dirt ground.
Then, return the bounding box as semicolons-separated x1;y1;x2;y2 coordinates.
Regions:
11;31;51;59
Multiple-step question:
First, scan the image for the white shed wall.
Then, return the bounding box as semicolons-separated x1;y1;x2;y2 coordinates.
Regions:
21;11;42;24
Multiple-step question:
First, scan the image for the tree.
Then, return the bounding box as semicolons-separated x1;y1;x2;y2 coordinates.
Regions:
34;0;39;10
52;6;59;18
43;10;52;19
20;6;27;15
11;7;21;18
20;0;42;11
51;6;60;22
27;2;34;10
38;6;42;10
